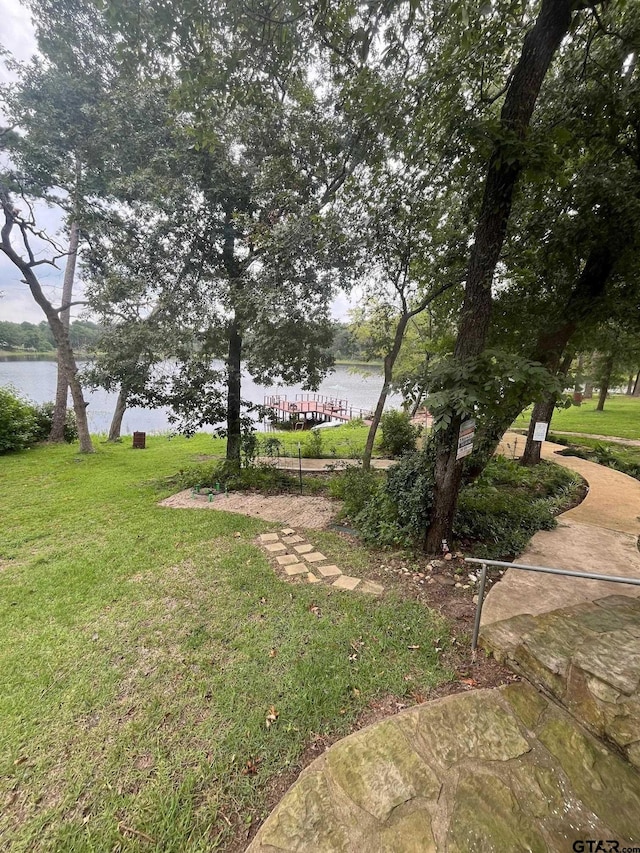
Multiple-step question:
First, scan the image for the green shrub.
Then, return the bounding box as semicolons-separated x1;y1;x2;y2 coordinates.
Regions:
0;387;38;453
328;466;381;518
31;402;78;443
355;483;412;547
453;488;556;558
352;451;435;546
303;429;323;458
379;411;420;457
174;459;300;494
453;458;579;558
349;453;579;557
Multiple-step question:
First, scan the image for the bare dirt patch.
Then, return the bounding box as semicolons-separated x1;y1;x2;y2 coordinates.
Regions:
159;489;337;529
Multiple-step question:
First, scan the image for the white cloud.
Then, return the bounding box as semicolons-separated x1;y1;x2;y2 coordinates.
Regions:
0;0;36;68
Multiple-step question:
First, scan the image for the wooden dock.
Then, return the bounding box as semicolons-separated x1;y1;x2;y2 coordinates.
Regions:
264;393;369;428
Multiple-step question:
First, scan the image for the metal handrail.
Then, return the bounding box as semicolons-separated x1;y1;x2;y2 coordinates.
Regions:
465;556;640;652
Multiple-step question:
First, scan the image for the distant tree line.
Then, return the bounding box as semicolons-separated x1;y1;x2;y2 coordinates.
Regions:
0;320;101;353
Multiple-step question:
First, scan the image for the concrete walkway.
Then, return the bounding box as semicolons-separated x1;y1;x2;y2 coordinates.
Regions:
483;434;640;624
256;457;395;472
512;428;640;447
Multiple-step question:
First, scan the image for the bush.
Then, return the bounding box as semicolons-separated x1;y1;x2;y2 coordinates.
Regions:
353;450;435;546
349;453;580;557
453;488;557;559
31;402;78;443
302;429;323;458
379;411;420;457
328;465;381;518
453;458;579;558
0;387;38;453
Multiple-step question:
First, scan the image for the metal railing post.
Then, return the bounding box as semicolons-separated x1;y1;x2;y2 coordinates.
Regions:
471;563;487;653
466;556;640;656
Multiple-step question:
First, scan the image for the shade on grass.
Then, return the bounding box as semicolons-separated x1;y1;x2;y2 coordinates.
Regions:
0;435;450;851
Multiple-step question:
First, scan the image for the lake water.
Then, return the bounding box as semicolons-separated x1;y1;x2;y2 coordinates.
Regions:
0;358;400;435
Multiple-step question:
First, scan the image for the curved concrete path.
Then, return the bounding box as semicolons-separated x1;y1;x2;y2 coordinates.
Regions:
483;434;640;625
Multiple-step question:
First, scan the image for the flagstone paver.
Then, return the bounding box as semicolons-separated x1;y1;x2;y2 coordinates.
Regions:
332;575;361;591
359;580;385;596
317;564;342;578
255;530;384;598
303;552;327;564
276;554;300;566
247;676;640;852
259;533;280;543
284;563;308;576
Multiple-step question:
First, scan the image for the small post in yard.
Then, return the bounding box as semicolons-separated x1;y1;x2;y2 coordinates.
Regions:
471;563;488;655
132;431;146;449
298;442;303;495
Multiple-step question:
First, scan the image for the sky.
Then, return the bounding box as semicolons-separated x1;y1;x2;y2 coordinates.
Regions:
0;0;70;324
0;0;355;326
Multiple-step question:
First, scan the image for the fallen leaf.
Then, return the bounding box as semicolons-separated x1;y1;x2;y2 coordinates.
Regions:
13;757;27;767
242;757;261;775
407;645;420;651
265;706;279;728
460;678;478;688
268;648;277;658
308;603;322;617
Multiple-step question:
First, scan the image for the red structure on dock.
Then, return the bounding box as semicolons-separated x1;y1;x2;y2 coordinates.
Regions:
264;393;369;429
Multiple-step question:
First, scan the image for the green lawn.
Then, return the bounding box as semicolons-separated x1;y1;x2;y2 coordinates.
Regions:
260;421;373;459
512;395;640;440
0;436;450;851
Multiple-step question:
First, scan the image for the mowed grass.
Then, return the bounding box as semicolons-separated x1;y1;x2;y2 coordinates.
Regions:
260;421;373;459
0;436;451;852
512;395;640;440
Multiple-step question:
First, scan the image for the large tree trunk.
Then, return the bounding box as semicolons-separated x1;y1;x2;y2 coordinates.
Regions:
50;220;80;441
574;353;584;393
221;206;243;469
226;317;242;468
521;351;573;466
626;373;635;395
108;387;128;441
424;0;575;553
362;314;409;470
633;370;640;397
520;396;557;466
0;196;93;452
596;354;614;411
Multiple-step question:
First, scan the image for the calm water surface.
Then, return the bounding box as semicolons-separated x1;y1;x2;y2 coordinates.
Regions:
0;359;400;435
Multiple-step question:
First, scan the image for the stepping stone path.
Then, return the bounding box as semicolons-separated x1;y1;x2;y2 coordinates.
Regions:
258;530;384;596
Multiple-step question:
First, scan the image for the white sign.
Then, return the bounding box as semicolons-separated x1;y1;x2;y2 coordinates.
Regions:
456;418;476;460
533;422;549;442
